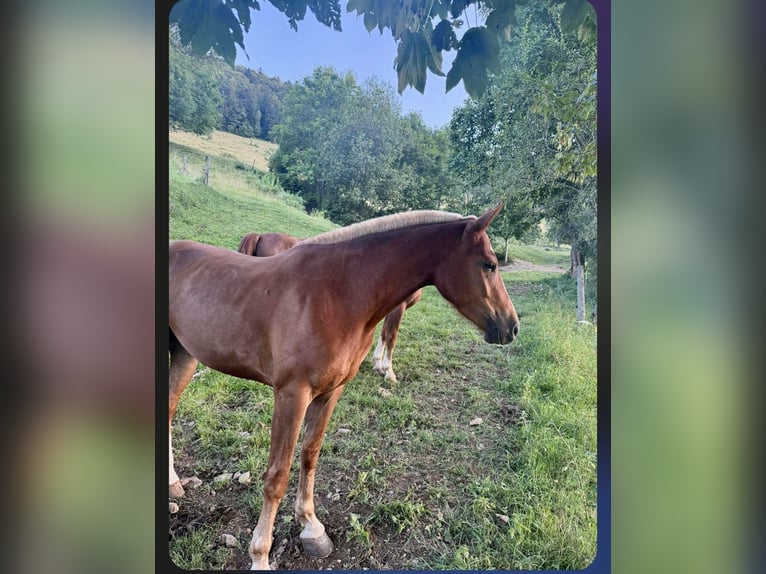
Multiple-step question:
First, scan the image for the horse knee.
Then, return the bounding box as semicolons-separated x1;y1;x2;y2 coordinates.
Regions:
262;466;290;500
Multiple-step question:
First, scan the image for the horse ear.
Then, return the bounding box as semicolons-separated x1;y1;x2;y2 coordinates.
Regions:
467;203;503;233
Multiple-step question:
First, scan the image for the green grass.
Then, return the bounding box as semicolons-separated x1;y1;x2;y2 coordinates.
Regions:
167;136;597;570
169;146;335;247
491;237;570;267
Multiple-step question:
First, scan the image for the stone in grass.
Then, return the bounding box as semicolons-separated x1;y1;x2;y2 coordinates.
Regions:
213;473;234;484
469;417;484;426
169;502;180;514
238;471;252;485
219;534;237;547
180;476;203;489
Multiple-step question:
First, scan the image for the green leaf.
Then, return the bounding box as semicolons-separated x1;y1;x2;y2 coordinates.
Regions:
560;0;592;34
425;34;446;77
227;0;259;32
431;0;450;20
445;60;462;93
445;27;500;97
485;0;516;42
461;61;489;98
363;11;377;32
432;19;458;51
170;0;247;66
395;30;429;94
450;0;470;19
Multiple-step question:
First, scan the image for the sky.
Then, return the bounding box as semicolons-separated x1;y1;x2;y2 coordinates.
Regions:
234;3;471;129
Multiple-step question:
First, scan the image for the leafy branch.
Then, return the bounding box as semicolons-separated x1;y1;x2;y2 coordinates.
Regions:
169;0;595;98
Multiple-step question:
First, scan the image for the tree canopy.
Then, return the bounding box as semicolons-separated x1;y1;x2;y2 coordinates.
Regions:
448;1;596;263
268;67;452;224
169;0;596;98
169;29;290;138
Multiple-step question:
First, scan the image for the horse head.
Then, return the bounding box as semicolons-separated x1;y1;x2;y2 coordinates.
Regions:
434;204;519;345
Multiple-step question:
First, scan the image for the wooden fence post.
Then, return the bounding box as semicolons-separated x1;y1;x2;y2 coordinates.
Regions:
182;154;187;175
575;259;585;322
203;155;210;185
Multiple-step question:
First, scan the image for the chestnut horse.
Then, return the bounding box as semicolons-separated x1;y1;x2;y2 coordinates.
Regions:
237;231;419;382
169;205;519;570
237;232;300;257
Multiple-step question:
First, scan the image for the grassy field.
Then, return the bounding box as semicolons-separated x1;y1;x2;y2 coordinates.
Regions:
167;134;596;570
169;128;277;172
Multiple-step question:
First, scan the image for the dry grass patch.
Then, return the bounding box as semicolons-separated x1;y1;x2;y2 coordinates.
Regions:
169;129;277;172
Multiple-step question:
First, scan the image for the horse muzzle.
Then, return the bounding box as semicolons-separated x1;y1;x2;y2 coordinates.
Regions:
484;318;519;345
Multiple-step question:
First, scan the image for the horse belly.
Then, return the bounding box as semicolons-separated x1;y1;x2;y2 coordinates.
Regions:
170;290;276;385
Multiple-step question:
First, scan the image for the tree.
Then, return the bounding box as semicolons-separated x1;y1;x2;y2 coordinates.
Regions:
446;1;596;317
169;0;595;98
396;116;453;211
268;67;358;215
268;66;451;224
169;33;223;135
217;71;261;137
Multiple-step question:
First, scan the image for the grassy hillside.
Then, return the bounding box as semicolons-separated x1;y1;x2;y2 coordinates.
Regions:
169;134;336;247
169;129;277;173
166;134;597;570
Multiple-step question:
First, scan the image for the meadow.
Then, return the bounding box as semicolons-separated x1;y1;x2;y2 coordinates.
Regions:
167;130;597;570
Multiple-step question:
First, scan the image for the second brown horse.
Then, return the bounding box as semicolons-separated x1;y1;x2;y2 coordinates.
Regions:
237;231;420;382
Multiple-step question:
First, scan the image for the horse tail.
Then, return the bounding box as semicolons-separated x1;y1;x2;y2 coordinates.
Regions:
237;233;261;256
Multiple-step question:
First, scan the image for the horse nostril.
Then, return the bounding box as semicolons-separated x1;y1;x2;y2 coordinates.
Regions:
512;323;519;338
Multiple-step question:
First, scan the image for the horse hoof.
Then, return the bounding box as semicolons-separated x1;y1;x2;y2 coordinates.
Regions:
385;372;398;383
169;481;185;498
300;531;334;558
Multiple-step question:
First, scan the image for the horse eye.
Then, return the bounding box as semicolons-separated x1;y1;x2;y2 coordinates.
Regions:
483;261;497;272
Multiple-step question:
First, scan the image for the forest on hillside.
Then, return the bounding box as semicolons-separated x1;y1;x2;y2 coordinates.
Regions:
169;28;290;140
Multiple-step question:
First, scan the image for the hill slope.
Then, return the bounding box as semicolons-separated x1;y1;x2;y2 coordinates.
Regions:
169;129;277;173
169;130;334;248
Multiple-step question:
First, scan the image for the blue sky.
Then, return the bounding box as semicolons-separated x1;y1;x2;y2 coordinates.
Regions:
234;3;470;129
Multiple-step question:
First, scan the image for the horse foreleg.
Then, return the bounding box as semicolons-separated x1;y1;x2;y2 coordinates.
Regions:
168;336;198;498
249;386;313;570
294;386;345;558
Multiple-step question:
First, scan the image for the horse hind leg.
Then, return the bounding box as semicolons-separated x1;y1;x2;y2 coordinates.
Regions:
379;303;406;382
372;334;387;376
168;329;198;498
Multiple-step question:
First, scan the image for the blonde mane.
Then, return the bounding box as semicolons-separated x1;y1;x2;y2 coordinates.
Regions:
303;210;467;245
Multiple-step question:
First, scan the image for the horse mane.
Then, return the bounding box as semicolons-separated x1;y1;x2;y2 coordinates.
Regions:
303;211;467;245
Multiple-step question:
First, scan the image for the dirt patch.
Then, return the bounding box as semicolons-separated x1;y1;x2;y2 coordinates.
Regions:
170;480;426;570
169;365;526;570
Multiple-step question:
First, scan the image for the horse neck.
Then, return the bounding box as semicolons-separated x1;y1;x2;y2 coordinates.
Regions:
342;222;462;327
